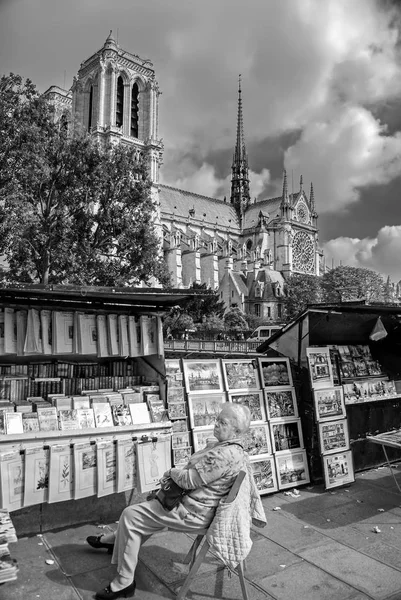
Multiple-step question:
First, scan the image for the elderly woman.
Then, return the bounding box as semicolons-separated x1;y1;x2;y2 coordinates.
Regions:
87;402;251;599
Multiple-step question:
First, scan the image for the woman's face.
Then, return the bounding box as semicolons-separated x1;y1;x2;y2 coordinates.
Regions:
213;409;238;442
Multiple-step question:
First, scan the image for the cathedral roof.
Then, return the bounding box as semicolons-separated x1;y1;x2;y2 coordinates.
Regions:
159;185;240;231
231;272;248;296
243;197;282;228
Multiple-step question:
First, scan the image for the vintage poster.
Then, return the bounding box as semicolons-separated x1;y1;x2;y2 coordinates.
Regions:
221;359;260;391
0;451;25;511
276;450;310;490
306;347;334;390
264;388;298;421
73;442;97;500
24;446;49;506
258;357;293;388
183;359;224;394
48;444;74;503
116;438;137;493
313;388;346;421
137;438;171;493
249;456;278;495
229;391;266;423
96;440;117;497
323;451;355;490
187;393;226;429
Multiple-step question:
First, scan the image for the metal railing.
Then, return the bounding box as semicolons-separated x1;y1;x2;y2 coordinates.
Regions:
164;339;262;355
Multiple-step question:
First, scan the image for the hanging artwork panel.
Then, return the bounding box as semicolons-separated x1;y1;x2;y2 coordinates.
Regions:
73;442;97;500
137;438;171;493
48;444;73;503
0;451;25;511
322;450;355;490
116;438;137;493
96;440;117;498
187;393;226;429
24;446;49;506
313;387;346;422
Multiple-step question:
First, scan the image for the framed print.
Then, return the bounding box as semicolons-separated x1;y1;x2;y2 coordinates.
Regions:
137;438;171;493
73;442;97;500
249;456;278;495
306;347;334;390
313;387;346;422
264;387;298;421
242;424;271;456
173;446;192;465
193;429;217;452
276;450;310;490
167;386;185;403
228;391;266;423
183;359;224;394
318;419;350;455
221;359;260;391
167;402;187;420
258;357;293;388
187;393;226;429
171;418;189;433
271;420;303;453
323;451;355;490
171;432;191;449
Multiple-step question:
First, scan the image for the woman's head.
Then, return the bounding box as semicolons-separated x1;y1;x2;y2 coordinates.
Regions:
213;403;251;442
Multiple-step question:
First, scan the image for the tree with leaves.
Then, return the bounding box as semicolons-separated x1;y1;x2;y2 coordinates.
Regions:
0;73;170;287
224;307;248;331
181;282;226;323
282;273;323;320
322;266;384;303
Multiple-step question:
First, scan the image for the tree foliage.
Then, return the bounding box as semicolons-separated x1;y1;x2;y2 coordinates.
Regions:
322;266;384;303
0;73;170;287
181;283;226;323
224;307;248;331
283;273;323;321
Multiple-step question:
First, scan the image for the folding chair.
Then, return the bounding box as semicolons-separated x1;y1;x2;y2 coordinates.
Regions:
176;470;249;600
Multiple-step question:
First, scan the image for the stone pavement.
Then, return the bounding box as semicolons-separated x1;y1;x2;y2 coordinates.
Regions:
4;465;401;600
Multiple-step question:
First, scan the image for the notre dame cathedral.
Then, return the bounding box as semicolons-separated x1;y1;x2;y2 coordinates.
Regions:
44;32;325;323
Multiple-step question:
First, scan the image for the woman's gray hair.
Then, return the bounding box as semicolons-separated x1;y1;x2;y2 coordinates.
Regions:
222;403;251;434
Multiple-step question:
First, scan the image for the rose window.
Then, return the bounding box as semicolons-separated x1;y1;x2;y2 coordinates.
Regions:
292;231;315;273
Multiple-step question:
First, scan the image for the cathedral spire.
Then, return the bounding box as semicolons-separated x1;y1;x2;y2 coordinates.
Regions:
282;169;289;205
300;174;303;192
310;181;315;212
230;74;250;221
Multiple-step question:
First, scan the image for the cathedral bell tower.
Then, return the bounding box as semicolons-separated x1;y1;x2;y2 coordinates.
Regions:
71;31;163;183
230;75;250;226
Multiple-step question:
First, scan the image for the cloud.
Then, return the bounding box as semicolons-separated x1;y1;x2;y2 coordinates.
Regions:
323;225;401;281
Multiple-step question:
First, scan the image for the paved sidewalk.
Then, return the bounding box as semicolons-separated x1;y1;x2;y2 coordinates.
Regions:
4;465;401;600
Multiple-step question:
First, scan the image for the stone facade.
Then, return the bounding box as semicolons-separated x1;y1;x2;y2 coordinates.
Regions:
44;32;325;323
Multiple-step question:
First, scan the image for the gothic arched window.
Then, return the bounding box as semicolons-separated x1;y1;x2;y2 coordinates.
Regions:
116;76;124;127
131;82;139;137
88;85;93;131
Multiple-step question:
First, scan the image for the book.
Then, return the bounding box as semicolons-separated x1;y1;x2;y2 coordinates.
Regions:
14;400;32;413
53;396;73;410
58;409;80;431
111;404;132;427
22;413;40;432
118;315;130;357
24;308;43;354
0;311;4;355
76;408;95;429
40;310;53;354
4;412;23;435
140;315;158;356
52;311;74;354
78;313;98;355
128;315;141;357
122;391;141;404
4;308;17;355
129;402;151;425
93;403;113;428
37;407;59;432
72;396;90;409
107;393;123;406
107;314;119;356
0;411;5;434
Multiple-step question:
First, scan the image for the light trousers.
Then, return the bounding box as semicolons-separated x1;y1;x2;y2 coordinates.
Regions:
111;498;214;579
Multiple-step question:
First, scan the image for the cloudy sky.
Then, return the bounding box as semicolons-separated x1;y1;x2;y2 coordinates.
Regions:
2;0;401;281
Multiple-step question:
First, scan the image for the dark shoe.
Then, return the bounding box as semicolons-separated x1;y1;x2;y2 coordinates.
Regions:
86;535;114;554
95;580;136;599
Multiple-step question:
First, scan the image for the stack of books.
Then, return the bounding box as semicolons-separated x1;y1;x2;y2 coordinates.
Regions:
0;509;18;583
